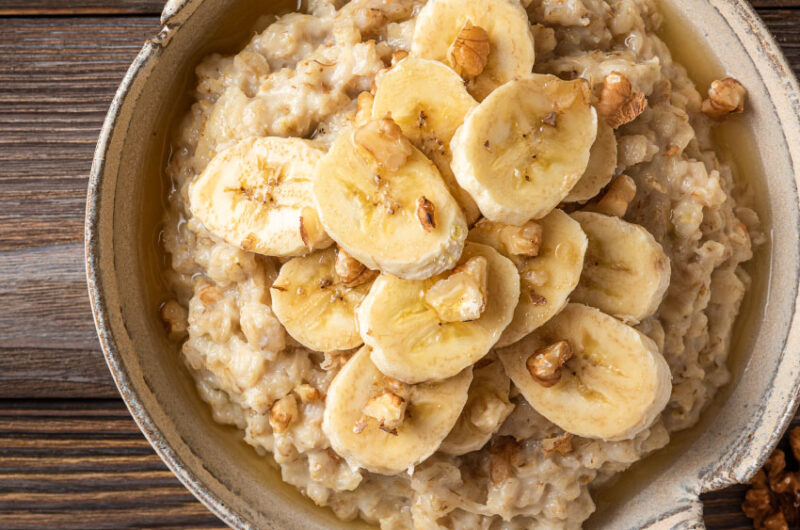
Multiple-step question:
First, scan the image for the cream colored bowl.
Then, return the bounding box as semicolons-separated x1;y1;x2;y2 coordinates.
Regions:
86;0;800;527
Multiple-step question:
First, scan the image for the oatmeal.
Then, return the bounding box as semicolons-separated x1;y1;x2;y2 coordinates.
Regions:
160;0;759;527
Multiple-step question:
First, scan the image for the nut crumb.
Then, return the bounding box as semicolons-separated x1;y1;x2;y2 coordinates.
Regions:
391;49;408;66
269;394;298;434
354;117;413;172
160;300;188;340
448;21;489;78
596;72;647;129
500;221;543;256
589;174;637;218
541;432;573;457
489;436;520;484
425;256;488;322
354;91;374;126
294;383;321;403
417;196;436;231
335;247;375;287
527;340;573;387
363;391;407;433
701;77;745;120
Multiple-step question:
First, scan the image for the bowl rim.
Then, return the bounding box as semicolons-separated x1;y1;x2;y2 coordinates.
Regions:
85;0;800;528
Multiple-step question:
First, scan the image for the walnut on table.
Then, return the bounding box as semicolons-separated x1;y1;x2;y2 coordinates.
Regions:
742;426;800;530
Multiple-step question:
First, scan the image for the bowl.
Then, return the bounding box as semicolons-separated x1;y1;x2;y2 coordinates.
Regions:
85;0;800;527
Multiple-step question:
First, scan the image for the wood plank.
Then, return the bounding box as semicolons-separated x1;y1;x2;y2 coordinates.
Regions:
0;1;164;16
0;400;224;529
0;16;159;398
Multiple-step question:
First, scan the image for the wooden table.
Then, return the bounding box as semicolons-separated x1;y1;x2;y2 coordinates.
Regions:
0;1;798;528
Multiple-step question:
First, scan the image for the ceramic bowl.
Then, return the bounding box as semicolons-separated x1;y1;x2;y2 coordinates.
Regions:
85;0;800;527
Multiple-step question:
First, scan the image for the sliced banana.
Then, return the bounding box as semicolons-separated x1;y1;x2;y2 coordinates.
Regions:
358;242;519;384
498;304;671;441
270;248;374;352
313;119;467;280
189;136;331;257
323;347;472;474
372;56;481;224
439;357;515;455
570;211;670;323
411;0;535;100
451;74;598;225
468;209;587;347
564;121;618;203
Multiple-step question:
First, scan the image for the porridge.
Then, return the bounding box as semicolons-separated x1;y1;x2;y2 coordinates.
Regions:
159;0;761;527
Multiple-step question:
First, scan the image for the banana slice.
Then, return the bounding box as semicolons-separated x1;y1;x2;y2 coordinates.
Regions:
451;74;598;225
372;56;481;224
189;136;331;257
411;0;535;100
564;121;618;203
313;119;467;280
497;303;671;441
270;248;374;352
570;211;670;323
468;209;587;347
358;242;519;384
439;357;515;455
323;347;472;474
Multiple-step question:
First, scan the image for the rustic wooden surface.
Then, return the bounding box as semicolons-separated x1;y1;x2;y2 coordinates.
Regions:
0;1;797;528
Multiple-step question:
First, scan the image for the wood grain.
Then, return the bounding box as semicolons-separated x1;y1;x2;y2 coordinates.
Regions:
0;16;159;398
0;400;224;529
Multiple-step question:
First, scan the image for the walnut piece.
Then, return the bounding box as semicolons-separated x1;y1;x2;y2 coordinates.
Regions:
500;221;543;257
391;49;409;66
596;72;647;129
354;117;413;172
541;432;573;457
590;174;637;217
354;91;374;126
742;428;800;529
488;436;520;484
527;340;573;387
269;394;298;434
363;391;407;434
701;77;745;120
417;196;436;231
334;246;376;287
448;21;490;78
160;300;188;341
294;383;321;403
424;256;488;322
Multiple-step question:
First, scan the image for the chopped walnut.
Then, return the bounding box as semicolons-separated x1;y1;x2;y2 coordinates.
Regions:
321;350;351;371
541;432;573;457
354;117;413;172
448;21;490;78
391;49;409;66
417;196;436;231
596;72;647;129
701;77;745;120
489;436;520;484
269;394;298;434
354;91;374;126
198;285;222;305
353;418;367;434
500;221;543;257
590;174;637;217
743;428;800;529
363;391;407;434
334;247;376;287
527;340;573;387
424;256;488;322
160;300;188;340
294;383;321;403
